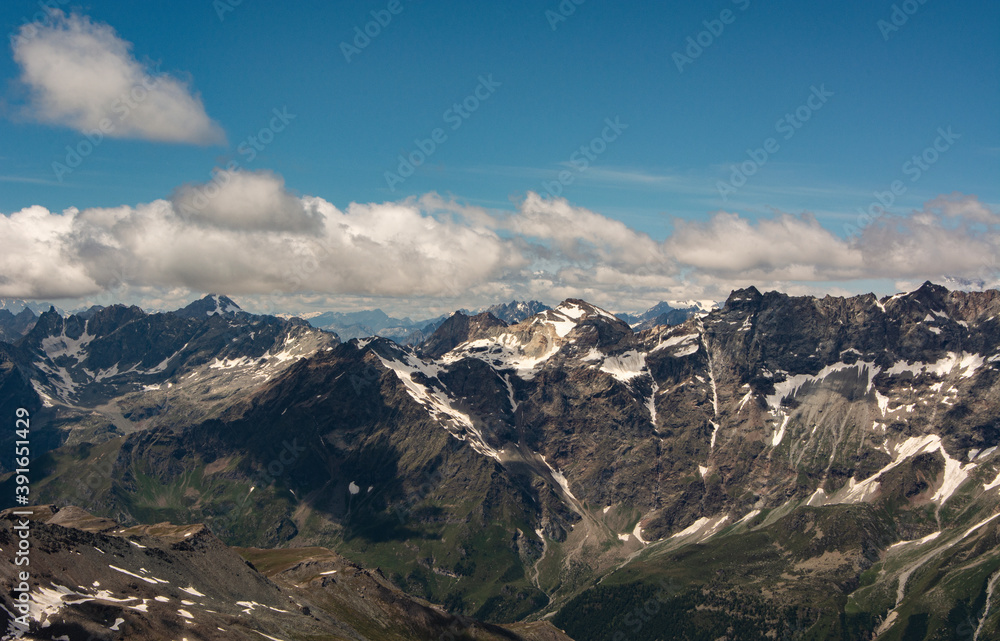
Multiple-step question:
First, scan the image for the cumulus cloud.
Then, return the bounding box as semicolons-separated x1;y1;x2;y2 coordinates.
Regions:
858;208;1000;279
0;205;101;298
0;171;525;301
12;11;224;144
507;192;671;270
920;192;997;223
666;211;862;279
171;170;322;233
1;173;997;313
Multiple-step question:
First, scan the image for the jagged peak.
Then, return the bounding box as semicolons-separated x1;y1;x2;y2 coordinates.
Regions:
880;281;951;313
420;310;507;358
551;298;620;322
912;280;950;300
724;286;763;307
482;300;551;324
174;293;244;319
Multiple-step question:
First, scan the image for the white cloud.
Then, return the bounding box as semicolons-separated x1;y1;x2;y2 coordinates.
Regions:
0;205;101;298
171;170;321;233
665;211;862;278
12;11;224;145
920;192;997;223
506;192;672;270
1;176;998;314
858;210;1000;279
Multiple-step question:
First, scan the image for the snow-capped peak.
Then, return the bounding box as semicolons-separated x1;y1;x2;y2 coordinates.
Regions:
174;294;243;319
668;299;719;313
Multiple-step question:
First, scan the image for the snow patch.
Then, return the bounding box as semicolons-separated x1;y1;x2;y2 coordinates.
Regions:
670;514;729;543
829;434;974;507
632;520;648;544
766;362;879;411
540;455;578;502
806;488;828;507
600;350;647;382
109;565;159;585
888;531;940;550
651;332;699;354
961;513;1000;541
772;415;790;447
377;352;501;461
886;351;984;380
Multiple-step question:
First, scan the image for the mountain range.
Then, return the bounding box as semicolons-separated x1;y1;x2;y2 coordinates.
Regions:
292;299;553;343
1;283;999;640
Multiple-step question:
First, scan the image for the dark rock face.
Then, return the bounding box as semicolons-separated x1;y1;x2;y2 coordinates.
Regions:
8;284;1000;639
0;308;37;342
173;293;245;319
419;311;507;359
1;299;339;472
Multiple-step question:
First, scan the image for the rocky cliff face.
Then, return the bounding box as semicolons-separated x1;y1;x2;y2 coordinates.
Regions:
0;308;36;343
0;296;339;469
418;311;508;359
5;283;1000;639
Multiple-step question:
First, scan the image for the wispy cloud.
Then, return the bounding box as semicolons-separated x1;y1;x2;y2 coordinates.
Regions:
0;175;65;186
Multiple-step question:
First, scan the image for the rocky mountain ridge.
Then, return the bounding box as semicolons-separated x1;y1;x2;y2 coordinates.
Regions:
3;283;1000;639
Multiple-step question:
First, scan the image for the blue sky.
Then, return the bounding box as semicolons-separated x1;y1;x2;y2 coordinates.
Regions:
0;0;998;315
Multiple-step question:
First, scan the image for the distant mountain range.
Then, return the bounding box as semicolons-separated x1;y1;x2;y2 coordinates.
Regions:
0;298;63;315
2;284;1000;639
292;300;554;343
615;299;718;330
0;295;713;347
